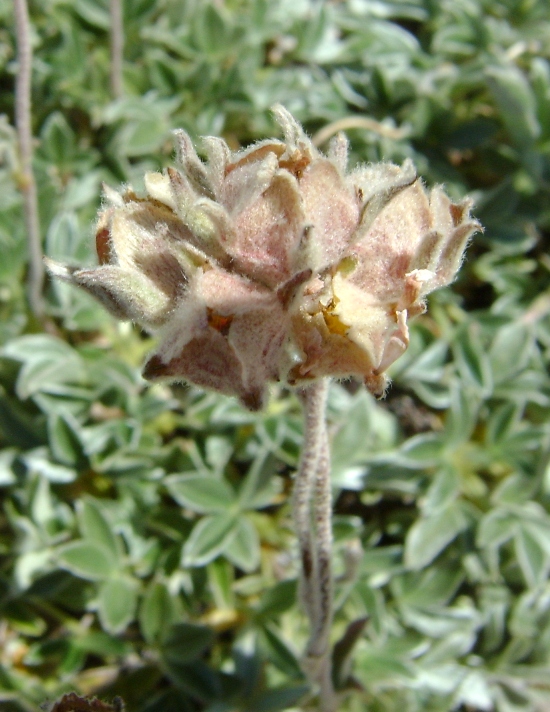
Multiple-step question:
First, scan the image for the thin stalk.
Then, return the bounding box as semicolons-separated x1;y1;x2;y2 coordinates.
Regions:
109;0;124;99
293;379;337;712
14;0;44;319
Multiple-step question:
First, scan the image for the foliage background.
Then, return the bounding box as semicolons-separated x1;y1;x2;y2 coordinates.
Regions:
1;0;550;710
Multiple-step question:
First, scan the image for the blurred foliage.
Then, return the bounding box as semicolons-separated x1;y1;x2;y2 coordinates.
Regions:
1;0;550;710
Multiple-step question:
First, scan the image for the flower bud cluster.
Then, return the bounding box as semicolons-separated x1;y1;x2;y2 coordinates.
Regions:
47;106;480;409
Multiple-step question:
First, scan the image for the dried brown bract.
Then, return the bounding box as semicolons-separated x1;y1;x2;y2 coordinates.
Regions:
43;693;124;712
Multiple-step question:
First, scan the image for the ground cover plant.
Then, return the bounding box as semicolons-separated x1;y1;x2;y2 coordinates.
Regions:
1;1;550;711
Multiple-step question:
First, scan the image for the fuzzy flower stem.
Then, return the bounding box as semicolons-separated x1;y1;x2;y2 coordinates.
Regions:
14;0;44;319
294;378;336;711
109;0;124;99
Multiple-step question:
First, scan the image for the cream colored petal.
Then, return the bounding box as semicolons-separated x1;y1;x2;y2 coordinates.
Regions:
144;172;177;211
101;182;124;207
331;272;391;369
272;104;316;163
173;129;214;199
327;132;349;175
202;135;232;201
227;138;286;174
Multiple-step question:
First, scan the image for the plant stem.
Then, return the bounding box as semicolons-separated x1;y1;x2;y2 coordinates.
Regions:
293;378;337;712
14;0;44;319
109;0;124;99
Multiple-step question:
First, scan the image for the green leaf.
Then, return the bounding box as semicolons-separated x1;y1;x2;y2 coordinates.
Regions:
485;402;520;444
455;670;494;711
250;684;310;712
3;335;85;400
331;390;396;489
392;565;464;609
489;322;534;384
423;466;461;514
57;541;117;580
238;453;283;510
531;57;550;135
486;65;540;149
79;499;119;558
0;448;17;485
140;581;179;644
399;338;448;383
477;508;518;549
452;322;493;396
405;503;470;570
3;334;78;364
444;380;479;446
47;413;84;467
398;432;446;468
166;474;236;514
161;622;215;664
354;647;414;684
73;0;110;29
46;211;91;262
514;527;547;588
182;513;238;567
40;112;76;166
116;117;170;157
163;659;221;701
98;577;138;634
223;516;260;573
259;624;303;678
204;435;233;474
0;392;44;448
207;558;235;609
257;579;297;619
193;4;231;56
523;516;550;558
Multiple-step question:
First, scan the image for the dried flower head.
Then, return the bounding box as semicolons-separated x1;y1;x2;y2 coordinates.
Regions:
43;693;124;712
46;106;481;409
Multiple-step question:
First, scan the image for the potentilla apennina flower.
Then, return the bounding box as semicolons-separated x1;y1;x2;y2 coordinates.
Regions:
46;106;481;711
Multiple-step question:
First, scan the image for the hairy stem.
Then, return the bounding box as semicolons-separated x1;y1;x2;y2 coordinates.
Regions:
109;0;124;99
14;0;44;319
293;379;336;711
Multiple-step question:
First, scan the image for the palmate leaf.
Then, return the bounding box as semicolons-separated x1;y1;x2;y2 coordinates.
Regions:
3;335;86;400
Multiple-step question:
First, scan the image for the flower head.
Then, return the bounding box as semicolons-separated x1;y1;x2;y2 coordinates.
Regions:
46;106;481;409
